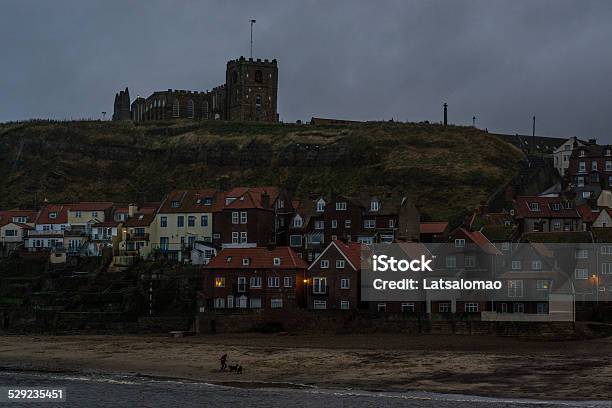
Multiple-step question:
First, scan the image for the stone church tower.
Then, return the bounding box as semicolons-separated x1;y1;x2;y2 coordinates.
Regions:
225;57;278;122
112;87;131;121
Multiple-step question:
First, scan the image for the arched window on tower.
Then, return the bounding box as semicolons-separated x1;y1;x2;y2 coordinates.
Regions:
187;99;194;119
172;99;180;118
202;101;209;119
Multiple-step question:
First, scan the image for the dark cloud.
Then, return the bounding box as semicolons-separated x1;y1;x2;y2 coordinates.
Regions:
1;0;611;140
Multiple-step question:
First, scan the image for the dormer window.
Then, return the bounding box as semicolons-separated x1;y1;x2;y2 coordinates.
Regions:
551;203;561;211
226;256;232;263
171;201;180;208
49;212;57;219
606;149;612;156
242;258;250;266
277;200;284;209
273;257;281;266
316;199;325;212
455;239;465;248
564;201;573;209
336;202;347;211
293;215;303;228
226;197;236;205
203;197;212;205
528;202;540;211
370;201;379;211
579;150;586;157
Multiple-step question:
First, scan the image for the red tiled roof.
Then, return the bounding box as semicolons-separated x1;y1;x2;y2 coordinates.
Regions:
35;204;70;224
69;202;114;212
420;222;449;234
514;196;580;219
332;240;363;269
576;204;600;223
0;210;38;223
459;228;502;255
158;190;217;214
123;213;155;227
222;187;279;211
203;247;307;269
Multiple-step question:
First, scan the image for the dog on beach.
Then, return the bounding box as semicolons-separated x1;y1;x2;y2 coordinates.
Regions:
228;364;243;374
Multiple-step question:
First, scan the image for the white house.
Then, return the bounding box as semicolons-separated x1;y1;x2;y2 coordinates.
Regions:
553;137;587;177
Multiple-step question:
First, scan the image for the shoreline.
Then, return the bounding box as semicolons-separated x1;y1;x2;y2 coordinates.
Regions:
1;333;611;401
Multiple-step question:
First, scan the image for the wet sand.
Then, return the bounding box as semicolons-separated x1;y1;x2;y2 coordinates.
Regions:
0;333;611;401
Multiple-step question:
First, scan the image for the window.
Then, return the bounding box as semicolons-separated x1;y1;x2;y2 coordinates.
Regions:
331;220;337;229
313;277;327;294
273;257;281;266
5;229;17;237
250;276;262;288
160;216;167;228
336;202;347;211
501;242;510;251
214;298;226;308
575;268;588;279
464;256;476;268
577;176;585;187
320;260;330;268
214;277;225;288
340;301;350;310
401;303;415;313
537;303;548;314
268;277;280;288
345;219;351;228
531;260;542;270
238;276;246;292
314;220;324;230
202;101;209;119
455;239;465;247
313;300;327;310
551;203;560;211
290;235;302;247
389;219;395;228
336;259;345;269
187;99;194;118
249;298;262;308
364;220;376;229
536;280;550;290
201;215;208;227
340;278;350;289
293;216;303;228
75;211;82;218
602;263;612;274
232;212;239;224
508;280;523;297
188;216;196;227
465;303;479;313
240;232;247;243
232;232;239;243
575;249;588;259
438;303;451;313
377;303;387;312
370;201;379;211
316;199;325;212
283;276;293;287
445;256;456;268
240;211;247;224
592;160;598;171
579;161;586;172
254;70;263;82
553;220;561;230
606;161;612;171
513;303;524;313
227;295;234;308
177;216;184;227
601;246;612;255
255;95;262;108
271;299;283;309
49;212;57;219
242;257;250;266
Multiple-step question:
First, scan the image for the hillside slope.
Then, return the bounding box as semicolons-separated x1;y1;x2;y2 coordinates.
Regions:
0;120;524;223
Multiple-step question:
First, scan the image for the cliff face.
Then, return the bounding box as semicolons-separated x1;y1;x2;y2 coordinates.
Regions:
0;120;524;222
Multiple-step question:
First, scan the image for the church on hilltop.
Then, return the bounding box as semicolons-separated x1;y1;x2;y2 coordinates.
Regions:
112;56;278;123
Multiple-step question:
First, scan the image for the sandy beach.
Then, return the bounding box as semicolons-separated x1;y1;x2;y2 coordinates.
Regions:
0;333;611;401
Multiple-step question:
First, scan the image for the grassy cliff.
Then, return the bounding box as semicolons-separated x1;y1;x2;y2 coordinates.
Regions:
0;120;524;223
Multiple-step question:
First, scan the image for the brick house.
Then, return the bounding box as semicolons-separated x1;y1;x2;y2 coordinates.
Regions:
566;144;612;199
212;187;290;248
202;247;307;311
513;196;581;234
306;240;362;310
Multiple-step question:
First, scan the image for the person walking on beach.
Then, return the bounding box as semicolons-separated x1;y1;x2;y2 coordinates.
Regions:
220;354;228;371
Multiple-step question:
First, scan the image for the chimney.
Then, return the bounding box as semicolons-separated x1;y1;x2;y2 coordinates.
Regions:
261;192;270;209
128;203;138;218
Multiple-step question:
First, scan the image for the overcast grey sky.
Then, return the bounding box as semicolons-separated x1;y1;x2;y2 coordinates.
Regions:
1;0;611;140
